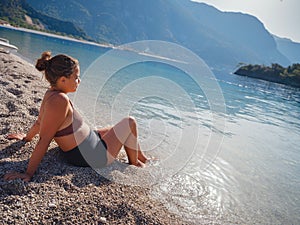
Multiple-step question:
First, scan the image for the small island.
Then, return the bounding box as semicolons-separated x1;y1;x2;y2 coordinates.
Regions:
234;63;300;88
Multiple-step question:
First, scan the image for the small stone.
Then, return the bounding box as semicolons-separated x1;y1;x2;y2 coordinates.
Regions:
99;217;107;223
48;203;57;208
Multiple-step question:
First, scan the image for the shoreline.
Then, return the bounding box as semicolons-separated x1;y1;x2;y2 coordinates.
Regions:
0;51;187;224
1;25;188;66
0;25;115;50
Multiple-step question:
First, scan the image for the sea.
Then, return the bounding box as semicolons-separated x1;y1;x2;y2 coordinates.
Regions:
1;26;299;225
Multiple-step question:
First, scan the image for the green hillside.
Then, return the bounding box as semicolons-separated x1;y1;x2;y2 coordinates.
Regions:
0;0;89;40
234;63;300;88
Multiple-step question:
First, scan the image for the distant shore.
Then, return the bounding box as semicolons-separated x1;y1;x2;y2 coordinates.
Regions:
0;24;115;49
0;25;191;64
0;51;186;224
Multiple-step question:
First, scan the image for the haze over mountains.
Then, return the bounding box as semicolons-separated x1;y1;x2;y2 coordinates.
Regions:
273;36;300;65
3;0;300;72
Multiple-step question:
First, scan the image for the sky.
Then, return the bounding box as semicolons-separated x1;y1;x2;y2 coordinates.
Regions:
193;0;300;43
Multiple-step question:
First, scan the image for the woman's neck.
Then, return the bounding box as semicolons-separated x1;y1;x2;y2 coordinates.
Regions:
49;86;64;92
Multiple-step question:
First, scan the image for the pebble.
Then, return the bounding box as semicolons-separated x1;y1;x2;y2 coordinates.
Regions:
99;217;107;223
48;203;57;208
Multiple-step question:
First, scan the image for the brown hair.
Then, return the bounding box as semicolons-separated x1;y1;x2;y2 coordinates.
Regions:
35;51;79;87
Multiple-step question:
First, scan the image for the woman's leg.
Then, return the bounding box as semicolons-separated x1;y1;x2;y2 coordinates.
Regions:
98;117;147;167
97;126;112;137
137;143;149;163
100;126;148;163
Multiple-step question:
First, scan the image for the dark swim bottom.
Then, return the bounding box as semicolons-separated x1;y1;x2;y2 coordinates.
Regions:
61;130;108;168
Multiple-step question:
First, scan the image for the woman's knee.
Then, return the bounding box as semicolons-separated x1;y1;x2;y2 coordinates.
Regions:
122;116;137;130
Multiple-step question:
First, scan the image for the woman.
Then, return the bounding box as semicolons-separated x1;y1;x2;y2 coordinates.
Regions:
4;51;149;182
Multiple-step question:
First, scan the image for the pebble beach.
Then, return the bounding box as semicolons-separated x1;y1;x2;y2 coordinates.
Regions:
0;51;187;225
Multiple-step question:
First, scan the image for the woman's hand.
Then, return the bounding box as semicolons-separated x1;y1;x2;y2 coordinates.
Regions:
6;133;27;141
3;172;32;182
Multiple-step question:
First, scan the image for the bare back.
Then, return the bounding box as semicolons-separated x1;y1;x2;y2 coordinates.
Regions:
40;90;90;151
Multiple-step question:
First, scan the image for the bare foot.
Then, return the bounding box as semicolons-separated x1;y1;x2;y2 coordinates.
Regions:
145;157;160;166
138;153;149;164
130;160;146;168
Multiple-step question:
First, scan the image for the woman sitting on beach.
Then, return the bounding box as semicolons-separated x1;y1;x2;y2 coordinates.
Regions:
4;51;149;182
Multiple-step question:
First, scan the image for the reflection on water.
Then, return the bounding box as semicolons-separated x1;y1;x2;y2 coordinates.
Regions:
150;158;241;224
1;26;300;224
89;60;300;224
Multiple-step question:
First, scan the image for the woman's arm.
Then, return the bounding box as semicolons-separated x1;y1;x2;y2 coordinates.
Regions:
8;119;40;140
7;106;42;142
24;135;52;178
4;94;69;181
3;136;52;182
24;119;40;141
6;120;40;141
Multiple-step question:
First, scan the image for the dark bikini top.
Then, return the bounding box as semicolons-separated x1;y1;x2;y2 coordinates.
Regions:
54;101;84;138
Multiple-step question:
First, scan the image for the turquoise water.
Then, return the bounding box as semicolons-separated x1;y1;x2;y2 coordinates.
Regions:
1;26;300;224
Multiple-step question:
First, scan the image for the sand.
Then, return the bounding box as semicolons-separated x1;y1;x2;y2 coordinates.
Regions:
0;51;187;225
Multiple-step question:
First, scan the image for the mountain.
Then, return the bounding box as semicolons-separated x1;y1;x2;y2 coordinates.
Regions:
4;0;294;72
0;0;88;39
177;1;290;67
273;36;300;64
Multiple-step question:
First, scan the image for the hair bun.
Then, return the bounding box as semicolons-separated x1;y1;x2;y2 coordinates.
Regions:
35;51;52;71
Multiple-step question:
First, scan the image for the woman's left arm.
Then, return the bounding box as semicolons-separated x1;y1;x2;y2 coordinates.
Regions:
7;102;43;142
6;118;41;142
23;118;41;142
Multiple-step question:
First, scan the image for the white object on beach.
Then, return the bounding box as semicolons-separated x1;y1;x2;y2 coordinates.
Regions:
99;217;107;223
0;37;18;53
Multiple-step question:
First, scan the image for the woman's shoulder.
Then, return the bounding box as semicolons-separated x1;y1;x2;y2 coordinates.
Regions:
44;90;69;107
